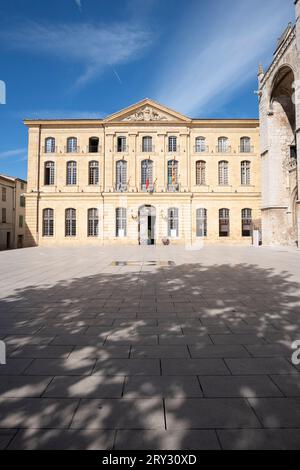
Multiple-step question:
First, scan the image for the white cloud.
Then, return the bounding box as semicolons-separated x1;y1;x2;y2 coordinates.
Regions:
0;148;27;160
155;0;294;115
0;21;154;88
74;0;82;11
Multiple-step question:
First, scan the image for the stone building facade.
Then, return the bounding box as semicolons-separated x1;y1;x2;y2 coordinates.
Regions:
258;1;300;246
0;174;27;250
24;99;260;247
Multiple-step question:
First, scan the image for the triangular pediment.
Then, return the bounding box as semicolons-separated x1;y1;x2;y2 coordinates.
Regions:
104;99;191;123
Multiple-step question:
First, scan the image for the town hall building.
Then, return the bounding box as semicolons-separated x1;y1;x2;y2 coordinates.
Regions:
24;99;261;247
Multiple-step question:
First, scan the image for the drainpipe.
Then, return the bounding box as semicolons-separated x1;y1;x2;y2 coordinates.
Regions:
36;125;41;246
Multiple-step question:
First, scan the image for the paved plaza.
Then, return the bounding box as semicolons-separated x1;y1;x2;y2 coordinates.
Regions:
0;245;300;449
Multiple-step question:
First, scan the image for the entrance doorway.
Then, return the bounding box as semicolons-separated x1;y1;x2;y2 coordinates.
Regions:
139;205;156;245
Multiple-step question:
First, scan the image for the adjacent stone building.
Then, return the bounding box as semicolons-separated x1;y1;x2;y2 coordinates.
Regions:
258;1;300;246
0;174;27;250
24;99;260;246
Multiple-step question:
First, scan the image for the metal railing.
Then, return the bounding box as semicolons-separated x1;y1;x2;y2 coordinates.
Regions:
141;145;155;153
43;147;57;154
65;146;80;154
141;184;155;192
239;146;254;153
167;184;180;192
87;145;101;153
167;145;180;153
115;184;128;192
216;146;232;153
194;145;209;153
116;145;129;153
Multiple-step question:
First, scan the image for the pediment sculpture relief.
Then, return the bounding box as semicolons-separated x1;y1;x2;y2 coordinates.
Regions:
123;106;170;122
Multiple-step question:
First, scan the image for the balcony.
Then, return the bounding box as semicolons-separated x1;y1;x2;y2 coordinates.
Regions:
167;183;180;193
194;145;209;153
43;147;57;154
87;145;102;154
116;145;129;153
141;145;155;153
216;146;232;154
141;184;155;193
115;184;128;193
65;146;80;154
167;145;180;153
239;146;254;153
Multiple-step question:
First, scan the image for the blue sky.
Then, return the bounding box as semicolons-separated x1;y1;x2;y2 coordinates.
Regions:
0;0;294;180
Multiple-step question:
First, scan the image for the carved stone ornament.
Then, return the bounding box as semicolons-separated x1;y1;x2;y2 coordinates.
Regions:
123;106;169;122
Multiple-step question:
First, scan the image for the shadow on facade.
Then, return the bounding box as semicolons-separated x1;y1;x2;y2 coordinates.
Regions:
0;261;299;449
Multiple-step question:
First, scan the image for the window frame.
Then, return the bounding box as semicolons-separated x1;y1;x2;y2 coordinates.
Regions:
196;160;206;186
43;208;54;237
44;161;55;186
66;161;77;186
168;207;179;238
219;208;230;237
218;160;229;186
88;208;99;237
88;160;99;186
196;208;207;237
116;208;127;237
65;208;76;237
241;208;252;237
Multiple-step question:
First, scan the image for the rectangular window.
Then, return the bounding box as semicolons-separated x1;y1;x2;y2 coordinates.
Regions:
219;209;230;237
116;208;127;237
19;215;23;228
2;208;6;223
196;209;207;237
20;195;25;207
2;187;6;202
168;208;179;237
43;209;54;237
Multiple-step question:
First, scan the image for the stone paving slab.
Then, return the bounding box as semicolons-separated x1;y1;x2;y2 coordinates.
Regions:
43;376;125;398
71;398;165;430
218;429;300;450
123;376;202;398
114;430;220;450
131;345;190;358
161;358;230;375
199;376;283;398
225;358;298;375
24;358;96;376
0;398;79;429
189;344;250;358
270;375;300;397
9;345;73;359
7;429;115;450
165;398;261;429
248;398;300;428
0;376;53;398
93;358;161;376
0;430;18;450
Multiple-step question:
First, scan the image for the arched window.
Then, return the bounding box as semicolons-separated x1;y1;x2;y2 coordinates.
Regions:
45;137;55;153
196;161;206;185
168;208;179;237
43;209;54;237
66;161;77;185
218;137;229;153
88;208;99;237
89;137;99;153
65;208;76;237
89;161;99;185
167;160;179;191
219;209;230;237
116;208;127;237
141;159;153;191
242;208;252;237
168;136;177;152
195;137;206;153
116;160;127;192
240;137;251;153
241;161;251;185
218;161;229;185
67;137;78;153
196;208;207;237
44;161;55;186
142;136;153;152
117;136;127;153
